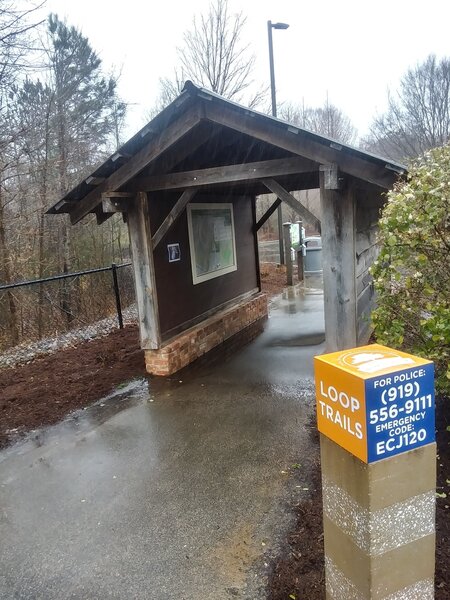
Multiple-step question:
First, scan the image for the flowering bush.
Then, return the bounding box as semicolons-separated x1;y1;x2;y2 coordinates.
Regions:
371;145;450;395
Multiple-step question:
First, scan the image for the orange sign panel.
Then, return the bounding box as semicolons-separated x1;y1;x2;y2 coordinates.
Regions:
314;344;434;463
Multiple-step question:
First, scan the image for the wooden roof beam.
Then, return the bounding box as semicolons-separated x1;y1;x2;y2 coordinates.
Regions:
131;156;316;192
141;123;222;177
69;105;203;225
203;101;400;190
262;178;321;231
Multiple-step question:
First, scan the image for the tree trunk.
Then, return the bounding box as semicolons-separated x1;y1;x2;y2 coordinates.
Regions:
0;185;19;345
56;96;73;326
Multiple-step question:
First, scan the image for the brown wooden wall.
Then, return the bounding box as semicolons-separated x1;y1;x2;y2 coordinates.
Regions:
148;192;259;339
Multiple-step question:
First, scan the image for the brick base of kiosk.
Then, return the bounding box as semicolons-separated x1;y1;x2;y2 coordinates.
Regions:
145;293;268;376
321;436;436;599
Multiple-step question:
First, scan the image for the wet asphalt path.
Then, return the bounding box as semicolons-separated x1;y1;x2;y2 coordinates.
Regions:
0;286;324;600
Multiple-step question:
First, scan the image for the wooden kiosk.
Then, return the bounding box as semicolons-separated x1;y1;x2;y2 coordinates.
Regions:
49;82;405;375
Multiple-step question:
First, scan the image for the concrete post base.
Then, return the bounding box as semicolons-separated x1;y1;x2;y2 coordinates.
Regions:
320;435;436;599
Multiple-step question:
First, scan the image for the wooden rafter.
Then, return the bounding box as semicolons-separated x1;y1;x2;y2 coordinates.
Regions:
85;176;105;185
262;178;321;231
145;123;221;176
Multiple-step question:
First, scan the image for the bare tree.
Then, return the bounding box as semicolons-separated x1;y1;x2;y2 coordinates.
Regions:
280;98;357;145
154;0;266;111
364;55;450;162
0;1;45;341
0;0;44;92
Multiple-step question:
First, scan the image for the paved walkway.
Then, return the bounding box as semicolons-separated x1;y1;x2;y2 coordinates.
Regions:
0;284;324;600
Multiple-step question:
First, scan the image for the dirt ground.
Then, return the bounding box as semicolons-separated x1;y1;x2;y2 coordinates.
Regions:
0;262;448;598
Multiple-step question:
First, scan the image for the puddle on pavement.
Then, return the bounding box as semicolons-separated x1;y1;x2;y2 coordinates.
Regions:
267;333;325;347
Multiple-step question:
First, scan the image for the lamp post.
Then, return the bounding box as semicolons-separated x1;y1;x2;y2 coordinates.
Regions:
267;20;289;265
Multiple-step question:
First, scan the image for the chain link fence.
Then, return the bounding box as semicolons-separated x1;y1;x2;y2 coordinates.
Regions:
0;263;136;363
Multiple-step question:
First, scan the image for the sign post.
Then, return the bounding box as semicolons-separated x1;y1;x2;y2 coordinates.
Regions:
314;344;436;600
283;222;293;286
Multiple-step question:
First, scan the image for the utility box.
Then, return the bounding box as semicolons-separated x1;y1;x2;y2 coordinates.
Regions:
303;236;322;273
314;343;435;463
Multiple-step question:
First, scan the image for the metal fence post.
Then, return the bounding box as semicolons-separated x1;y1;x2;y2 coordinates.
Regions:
111;263;124;329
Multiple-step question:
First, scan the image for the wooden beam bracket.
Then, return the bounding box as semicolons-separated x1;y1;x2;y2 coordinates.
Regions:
151;188;198;250
319;163;343;190
262;178;321;231
254;198;281;232
101;192;134;214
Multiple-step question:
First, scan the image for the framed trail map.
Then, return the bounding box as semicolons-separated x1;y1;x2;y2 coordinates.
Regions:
187;203;237;285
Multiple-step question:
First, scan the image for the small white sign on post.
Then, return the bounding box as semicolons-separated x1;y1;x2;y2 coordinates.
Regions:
290;222;300;247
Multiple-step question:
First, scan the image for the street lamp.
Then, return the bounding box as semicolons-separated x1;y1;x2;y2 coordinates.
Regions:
267;21;289;118
267;20;289;264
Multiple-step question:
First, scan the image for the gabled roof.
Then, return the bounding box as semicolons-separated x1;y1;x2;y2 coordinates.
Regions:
48;81;406;224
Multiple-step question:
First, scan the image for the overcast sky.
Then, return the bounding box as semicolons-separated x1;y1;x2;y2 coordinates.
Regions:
41;0;450;141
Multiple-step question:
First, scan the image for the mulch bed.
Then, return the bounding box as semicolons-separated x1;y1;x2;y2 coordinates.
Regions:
435;400;450;598
260;262;296;297
267;398;450;599
267;426;325;599
0;264;448;598
0;325;147;448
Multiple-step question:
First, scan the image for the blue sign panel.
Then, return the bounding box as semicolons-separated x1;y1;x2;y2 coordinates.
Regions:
365;363;435;463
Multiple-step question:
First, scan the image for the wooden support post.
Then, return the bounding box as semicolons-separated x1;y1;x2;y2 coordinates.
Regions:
278;206;285;266
320;169;357;351
283;222;293;286
319;163;341;190
127;192;161;350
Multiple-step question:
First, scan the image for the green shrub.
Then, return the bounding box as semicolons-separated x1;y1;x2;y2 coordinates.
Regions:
371;145;450;395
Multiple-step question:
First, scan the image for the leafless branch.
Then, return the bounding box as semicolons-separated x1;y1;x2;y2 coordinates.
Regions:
364;55;450;161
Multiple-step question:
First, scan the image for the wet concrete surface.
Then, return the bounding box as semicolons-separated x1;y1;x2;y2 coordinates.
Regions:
0;285;324;600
